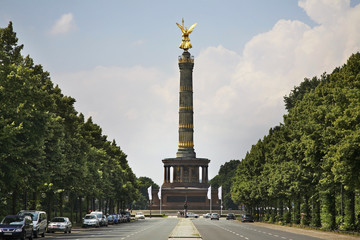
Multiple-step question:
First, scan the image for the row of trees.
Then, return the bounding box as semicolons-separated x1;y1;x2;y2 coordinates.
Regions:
209;160;240;210
230;53;360;230
131;177;159;209
0;22;139;222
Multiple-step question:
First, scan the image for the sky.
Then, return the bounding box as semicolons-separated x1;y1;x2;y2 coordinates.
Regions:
1;0;360;185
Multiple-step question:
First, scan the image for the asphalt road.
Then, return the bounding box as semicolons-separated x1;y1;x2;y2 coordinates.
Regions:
193;218;322;240
32;217;332;240
45;218;178;240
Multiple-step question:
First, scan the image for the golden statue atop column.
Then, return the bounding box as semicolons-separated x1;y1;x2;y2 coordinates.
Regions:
176;18;197;51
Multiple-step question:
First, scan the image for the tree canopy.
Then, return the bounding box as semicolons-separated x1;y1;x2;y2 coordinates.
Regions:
0;22;140;221
231;52;360;230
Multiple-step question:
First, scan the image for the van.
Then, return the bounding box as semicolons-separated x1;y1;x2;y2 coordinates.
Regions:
18;210;47;238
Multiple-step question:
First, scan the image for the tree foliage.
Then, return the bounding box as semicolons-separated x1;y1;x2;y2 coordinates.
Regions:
210;160;240;210
0;22;140;221
231;52;360;230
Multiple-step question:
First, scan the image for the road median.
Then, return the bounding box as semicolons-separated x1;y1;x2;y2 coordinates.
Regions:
168;218;202;240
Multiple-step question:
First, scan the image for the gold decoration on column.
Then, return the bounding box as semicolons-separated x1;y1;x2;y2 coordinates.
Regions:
176;18;197;51
178;141;194;148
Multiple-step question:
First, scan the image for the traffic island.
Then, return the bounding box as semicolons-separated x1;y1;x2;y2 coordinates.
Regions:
168;218;202;239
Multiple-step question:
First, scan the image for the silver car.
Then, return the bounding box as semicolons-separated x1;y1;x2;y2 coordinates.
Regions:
135;212;145;220
48;217;72;233
210;213;220;220
82;214;99;227
18;210;47;238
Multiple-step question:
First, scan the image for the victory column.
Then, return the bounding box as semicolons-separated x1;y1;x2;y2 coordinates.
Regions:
152;19;217;210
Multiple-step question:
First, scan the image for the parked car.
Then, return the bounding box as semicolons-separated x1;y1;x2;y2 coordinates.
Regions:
121;214;127;223
116;214;122;223
203;213;211;218
226;213;236;220
18;210;47;238
102;216;108;227
107;215;114;225
241;214;254;222
186;212;199;218
121;211;131;222
210;213;220;220
135;212;145;220
82;214;99;228
112;214;119;224
0;215;33;240
90;211;105;226
47;217;72;233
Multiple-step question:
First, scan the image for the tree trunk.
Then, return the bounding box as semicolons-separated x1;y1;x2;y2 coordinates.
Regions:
343;189;355;230
31;191;37;210
295;195;301;224
79;196;83;223
70;193;74;223
86;196;89;214
278;199;284;222
59;192;64;216
47;192;53;221
12;190;18;214
23;191;27;210
320;189;336;230
301;194;310;226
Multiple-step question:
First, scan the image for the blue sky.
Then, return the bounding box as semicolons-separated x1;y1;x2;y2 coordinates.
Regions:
2;0;360;185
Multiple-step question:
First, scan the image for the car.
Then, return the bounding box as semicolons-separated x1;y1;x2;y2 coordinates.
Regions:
186;212;199;218
121;211;131;222
116;214;122;223
90;211;105;226
47;217;72;233
121;214;127;223
241;214;254;222
135;212;145;220
0;215;33;240
226;213;236;220
17;210;47;238
102;215;108;226
203;213;211;218
82;214;99;228
107;215;114;225
210;213;220;220
112;214;119;224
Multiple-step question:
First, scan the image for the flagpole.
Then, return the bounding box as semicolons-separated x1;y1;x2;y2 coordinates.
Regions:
160;198;162;215
158;187;162;216
221;199;222;216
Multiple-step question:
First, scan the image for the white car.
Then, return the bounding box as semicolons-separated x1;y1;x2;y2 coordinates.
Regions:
47;217;72;233
135;212;145;219
211;213;220;220
203;213;211;218
186;212;199;218
82;214;100;227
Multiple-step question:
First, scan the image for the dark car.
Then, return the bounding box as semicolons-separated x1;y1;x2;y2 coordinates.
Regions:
0;215;33;239
226;213;236;220
241;214;254;222
107;215;114;225
121;211;131;222
111;214;119;224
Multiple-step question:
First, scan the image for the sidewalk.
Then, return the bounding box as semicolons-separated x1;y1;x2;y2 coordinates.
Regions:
168;218;202;240
252;222;360;240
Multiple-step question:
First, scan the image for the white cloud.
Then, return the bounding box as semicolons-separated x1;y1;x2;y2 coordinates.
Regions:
53;0;360;185
50;13;76;35
192;0;360;180
298;0;350;24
